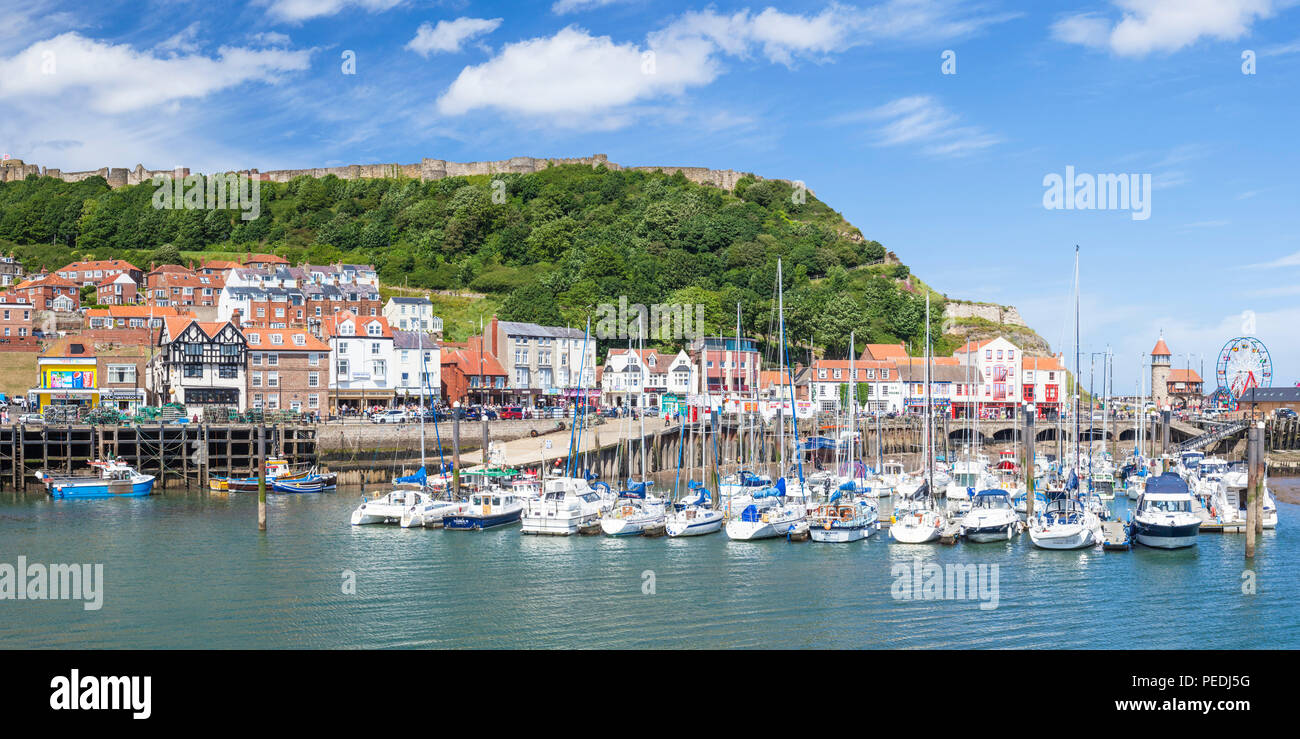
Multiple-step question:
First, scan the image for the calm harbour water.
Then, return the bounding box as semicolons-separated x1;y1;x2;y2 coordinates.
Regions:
1;480;1297;649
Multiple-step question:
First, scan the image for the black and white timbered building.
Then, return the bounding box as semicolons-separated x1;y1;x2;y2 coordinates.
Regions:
149;317;248;409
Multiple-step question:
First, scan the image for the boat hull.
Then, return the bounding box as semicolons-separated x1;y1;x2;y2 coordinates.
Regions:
809;523;874;542
443;508;523;530
1029;524;1096;550
1132;520;1200;549
664;511;724;537
48;476;154;499
963;521;1016;543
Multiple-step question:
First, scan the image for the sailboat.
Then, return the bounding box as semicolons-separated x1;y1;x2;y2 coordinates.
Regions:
810;332;878;542
665;398;724;537
888;293;944;544
726;259;806;540
351;335;463;526
1029;247;1100;549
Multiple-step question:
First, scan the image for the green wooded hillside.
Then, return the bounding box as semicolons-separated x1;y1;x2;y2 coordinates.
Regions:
0;164;997;358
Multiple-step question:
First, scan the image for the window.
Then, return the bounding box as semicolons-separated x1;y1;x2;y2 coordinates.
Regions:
308;372;319;387
370;342;380;355
270;334;283;345
107;364;136;384
184;364;203;378
308;394;319;408
337;359;349;376
252;353;262;365
268;372;279;388
252;373;262;387
371;360;385;378
308;353;319;366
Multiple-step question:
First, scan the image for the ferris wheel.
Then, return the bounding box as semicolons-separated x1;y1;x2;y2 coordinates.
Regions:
1216;337;1272;400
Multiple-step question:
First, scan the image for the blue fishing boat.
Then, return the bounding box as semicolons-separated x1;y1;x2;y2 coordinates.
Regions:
36;460;154;499
270;474;337;494
442;491;524;530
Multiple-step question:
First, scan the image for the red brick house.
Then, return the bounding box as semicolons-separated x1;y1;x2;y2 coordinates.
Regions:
11;272;80;311
54;259;142;288
242;325;332;413
96;273;139;305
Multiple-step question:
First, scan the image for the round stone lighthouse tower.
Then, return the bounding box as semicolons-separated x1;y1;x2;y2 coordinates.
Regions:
1151;334;1171;409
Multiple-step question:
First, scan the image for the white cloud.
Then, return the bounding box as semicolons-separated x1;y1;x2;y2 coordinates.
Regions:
406;18;503;57
436;26;717;118
158;22;202;54
861;95;1000;157
0;32;312;115
262;0;404;23
1241;250;1300;269
552;0;626;14
434;2;1014;125
1053;0;1278;57
248;32;293;47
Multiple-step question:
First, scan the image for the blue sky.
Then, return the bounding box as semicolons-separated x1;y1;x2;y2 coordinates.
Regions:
2;0;1298;393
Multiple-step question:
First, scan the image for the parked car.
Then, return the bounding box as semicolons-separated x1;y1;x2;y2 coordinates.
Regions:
498;406;524;420
371;409;411;424
1276;407;1297;419
18;413;44;424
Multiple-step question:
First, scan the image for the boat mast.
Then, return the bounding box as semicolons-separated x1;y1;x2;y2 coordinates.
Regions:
776;259;785;480
778;258;804;490
925;292;933;501
1073;245;1081;485
638;315;647;483
850;330;856;486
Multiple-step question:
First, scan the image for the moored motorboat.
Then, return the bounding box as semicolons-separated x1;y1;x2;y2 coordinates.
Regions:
960;489;1021;542
37;459;154;499
521;477;610;535
443;490;524;530
1131;473;1201;549
1028;496;1100;550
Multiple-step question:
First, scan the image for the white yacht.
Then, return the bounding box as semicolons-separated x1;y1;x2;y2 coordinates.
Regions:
352;482;438;526
960;489;1021;542
944;460;995;514
725;486;806;540
665;482;724;537
1132;474;1201;549
600;497;667;537
521;477;610;535
1028;497;1101;550
808;498;878;543
888;501;944;544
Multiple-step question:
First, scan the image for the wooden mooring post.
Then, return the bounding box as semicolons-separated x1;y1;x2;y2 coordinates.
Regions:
1024;404;1036;520
1246;422;1261;559
257;423;267;532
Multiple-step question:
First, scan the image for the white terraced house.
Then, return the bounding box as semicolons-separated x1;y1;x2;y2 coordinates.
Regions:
383;296;442;334
601;348;695;409
323;310;397;411
392;330;441;405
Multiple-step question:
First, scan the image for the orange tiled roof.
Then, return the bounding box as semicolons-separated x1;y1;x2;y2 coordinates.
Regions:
1168;369;1202;383
1152;338;1171;356
242;327;330;351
